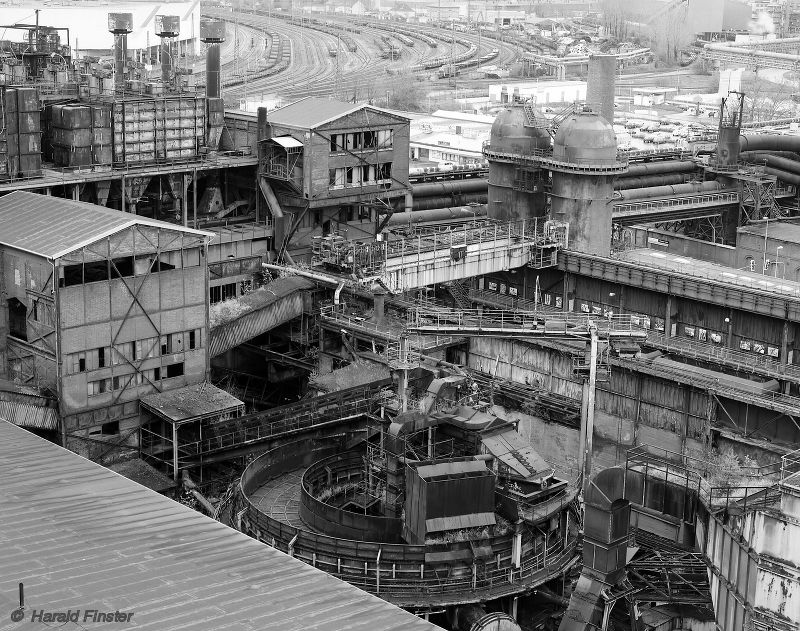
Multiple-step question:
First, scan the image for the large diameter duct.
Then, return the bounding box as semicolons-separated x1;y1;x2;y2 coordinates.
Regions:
413;193;487;210
387;205;487;226
200;19;226;99
108;13;133;91
739;152;800;176
615;174;690;190
622;160;696;178
411;178;487;198
740;135;800;153
586;54;616;125
615;181;724;201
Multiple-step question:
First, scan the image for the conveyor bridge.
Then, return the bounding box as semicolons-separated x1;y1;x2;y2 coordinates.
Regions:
209;276;315;358
179;380;390;459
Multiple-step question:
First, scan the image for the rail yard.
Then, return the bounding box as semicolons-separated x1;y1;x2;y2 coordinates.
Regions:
2;2;800;631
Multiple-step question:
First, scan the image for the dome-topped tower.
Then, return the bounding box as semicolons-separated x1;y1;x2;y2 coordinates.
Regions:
550;108;622;256
486;105;551;222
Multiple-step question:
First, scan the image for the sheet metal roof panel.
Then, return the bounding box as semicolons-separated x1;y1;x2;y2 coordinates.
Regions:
0;421;441;631
0;191;212;260
481;428;553;481
268;97;410;130
140;382;245;424
270;135;305;149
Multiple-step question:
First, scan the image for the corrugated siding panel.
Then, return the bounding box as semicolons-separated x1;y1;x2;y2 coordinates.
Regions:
209;292;306;358
0;400;58;429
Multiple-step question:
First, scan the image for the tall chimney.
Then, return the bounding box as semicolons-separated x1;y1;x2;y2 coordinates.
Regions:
200;19;225;99
155;15;180;88
586;54;617;125
108;13;133;91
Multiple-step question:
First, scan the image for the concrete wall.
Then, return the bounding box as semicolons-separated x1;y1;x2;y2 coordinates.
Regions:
627;226;737;267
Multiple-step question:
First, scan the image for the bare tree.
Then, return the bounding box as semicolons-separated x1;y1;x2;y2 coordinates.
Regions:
600;0;631;41
650;2;691;64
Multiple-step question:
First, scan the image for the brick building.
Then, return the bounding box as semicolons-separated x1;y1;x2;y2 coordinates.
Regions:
259;97;411;260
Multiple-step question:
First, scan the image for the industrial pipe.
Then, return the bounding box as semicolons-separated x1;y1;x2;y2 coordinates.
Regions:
763;166;800;186
621;160;697;178
386;205;487;226
412;193;487;211
740;134;800;153
739;152;800;176
614;181;724;201
411;178;488;198
615;174;690;190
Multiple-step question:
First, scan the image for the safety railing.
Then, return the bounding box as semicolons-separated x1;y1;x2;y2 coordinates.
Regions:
626;444;781;513
0;151;258;188
320;304;464;351
611;251;800;299
405;306;648;339
630;353;800;413
646;331;800;381
613;192;739;215
781;449;800;491
482;142;629;172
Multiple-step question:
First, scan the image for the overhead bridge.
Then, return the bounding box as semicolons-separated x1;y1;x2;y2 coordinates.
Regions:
208;276;315;358
612;191;739;225
704;38;800;70
381;219;562;291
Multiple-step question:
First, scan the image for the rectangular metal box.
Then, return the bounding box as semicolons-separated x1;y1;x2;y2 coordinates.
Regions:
155;15;180;37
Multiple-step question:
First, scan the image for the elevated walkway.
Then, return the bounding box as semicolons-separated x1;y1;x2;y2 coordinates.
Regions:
612;191;739;225
209;276;315;357
381;219;560;291
179;380;390;458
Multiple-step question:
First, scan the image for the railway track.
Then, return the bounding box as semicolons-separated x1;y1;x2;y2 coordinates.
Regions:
203;9;530;102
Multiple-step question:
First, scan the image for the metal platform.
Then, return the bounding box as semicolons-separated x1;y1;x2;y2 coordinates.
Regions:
612;192;738;225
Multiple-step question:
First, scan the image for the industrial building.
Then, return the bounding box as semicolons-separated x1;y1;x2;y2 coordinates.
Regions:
4;7;800;631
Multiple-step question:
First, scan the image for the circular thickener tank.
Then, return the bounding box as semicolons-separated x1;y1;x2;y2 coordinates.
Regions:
553;109;617;165
487;106;550;221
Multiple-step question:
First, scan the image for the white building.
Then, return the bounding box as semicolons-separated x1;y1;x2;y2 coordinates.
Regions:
409;110;494;164
488;81;587;106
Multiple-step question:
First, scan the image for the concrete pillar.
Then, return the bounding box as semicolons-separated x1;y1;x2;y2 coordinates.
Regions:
0;251;7;379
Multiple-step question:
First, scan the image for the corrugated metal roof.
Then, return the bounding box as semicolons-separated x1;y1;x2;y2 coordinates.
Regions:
140;382;244;424
0;191;212;260
481;427;553;482
0;420;442;631
270;135;305;149
268;97;408;130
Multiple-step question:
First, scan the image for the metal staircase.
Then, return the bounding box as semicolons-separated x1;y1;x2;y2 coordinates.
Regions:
444;279;472;309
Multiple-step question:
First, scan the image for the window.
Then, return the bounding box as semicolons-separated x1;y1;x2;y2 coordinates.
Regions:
161;335;171;356
189;330;197;350
345;166;354;185
330;134;340;151
78;356;86;373
166;362;184;379
210;282;237;304
154;367;161;381
32;300;39;322
101;421;119;435
98;347;105;368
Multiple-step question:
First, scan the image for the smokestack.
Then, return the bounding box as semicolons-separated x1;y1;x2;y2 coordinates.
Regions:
155;15;180;88
200;19;225;99
108;13;133;92
586;54;617;125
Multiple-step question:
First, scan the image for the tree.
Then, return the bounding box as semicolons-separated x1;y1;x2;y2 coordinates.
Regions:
600;0;631;41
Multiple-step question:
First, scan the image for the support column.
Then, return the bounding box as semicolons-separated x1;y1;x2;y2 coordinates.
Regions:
665;294;673;338
172;423;179;481
781;319;790;394
192;168;198;227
